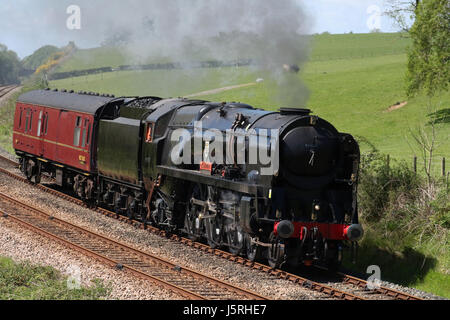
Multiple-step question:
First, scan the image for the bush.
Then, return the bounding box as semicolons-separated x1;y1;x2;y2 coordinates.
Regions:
348;142;449;296
21;45;60;71
358;149;420;222
356;144;449;273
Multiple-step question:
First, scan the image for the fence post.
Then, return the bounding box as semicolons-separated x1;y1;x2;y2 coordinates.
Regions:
443;157;446;177
386;154;390;171
413;156;417;173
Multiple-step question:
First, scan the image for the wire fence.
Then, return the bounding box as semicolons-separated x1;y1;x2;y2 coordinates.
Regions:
382;154;449;192
381;154;447;176
309;49;407;62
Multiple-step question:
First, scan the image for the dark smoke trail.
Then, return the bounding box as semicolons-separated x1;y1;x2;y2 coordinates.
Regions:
32;0;312;107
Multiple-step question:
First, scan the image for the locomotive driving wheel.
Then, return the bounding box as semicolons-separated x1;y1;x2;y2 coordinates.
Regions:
204;215;222;249
226;225;245;255
201;186;222;248
184;184;206;241
126;195;135;220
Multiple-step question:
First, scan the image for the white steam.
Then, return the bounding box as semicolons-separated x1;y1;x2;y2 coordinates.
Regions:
37;0;313;107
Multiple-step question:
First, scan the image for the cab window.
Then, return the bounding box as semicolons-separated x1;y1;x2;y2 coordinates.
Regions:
145;123;154;143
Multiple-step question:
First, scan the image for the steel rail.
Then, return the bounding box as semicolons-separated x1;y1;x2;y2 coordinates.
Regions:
0;154;425;301
338;272;424;300
0;85;19;98
0;190;268;300
0;154;19;167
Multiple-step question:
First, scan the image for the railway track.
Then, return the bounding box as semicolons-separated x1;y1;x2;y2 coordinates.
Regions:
0;85;19;99
0;154;425;300
0;190;267;300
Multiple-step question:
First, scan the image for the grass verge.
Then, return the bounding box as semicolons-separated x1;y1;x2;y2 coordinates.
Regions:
0;256;110;300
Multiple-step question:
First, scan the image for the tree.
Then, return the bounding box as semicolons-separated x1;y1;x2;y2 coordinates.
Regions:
0;44;21;85
405;0;449;186
384;0;421;32
406;0;449;98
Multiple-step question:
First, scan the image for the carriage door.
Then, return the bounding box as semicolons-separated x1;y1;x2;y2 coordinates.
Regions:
56;110;70;162
79;117;91;169
36;109;46;156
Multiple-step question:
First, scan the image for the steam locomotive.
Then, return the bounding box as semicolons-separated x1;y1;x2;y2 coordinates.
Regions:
13;88;363;269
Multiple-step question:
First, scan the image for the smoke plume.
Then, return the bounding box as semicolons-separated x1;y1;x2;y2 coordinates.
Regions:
17;0;312;107
102;0;312;107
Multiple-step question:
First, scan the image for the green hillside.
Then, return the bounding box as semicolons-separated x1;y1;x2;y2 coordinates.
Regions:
22;45;60;71
310;32;411;61
50;33;449;167
55;47;128;72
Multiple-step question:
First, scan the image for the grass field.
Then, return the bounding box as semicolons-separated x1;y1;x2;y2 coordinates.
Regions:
49;66;256;98
50;33;449;169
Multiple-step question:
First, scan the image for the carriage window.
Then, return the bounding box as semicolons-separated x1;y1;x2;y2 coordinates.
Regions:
25;110;30;133
29;111;33;132
37;111;43;137
73;116;82;146
19;109;23;129
81;119;89;148
84;119;91;146
44;113;49;135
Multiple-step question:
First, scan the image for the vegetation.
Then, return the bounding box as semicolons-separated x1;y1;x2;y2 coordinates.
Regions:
33;42;76;76
403;0;449;186
34;51;66;75
344;144;449;297
406;0;449;98
0;256;110;300
0;43;73;86
309;32;410;60
21;45;60;71
384;0;421;32
0;44;21;85
55;47;128;72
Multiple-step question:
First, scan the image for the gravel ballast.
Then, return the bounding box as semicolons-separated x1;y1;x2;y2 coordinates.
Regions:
0;218;183;300
0;149;446;300
0;171;328;300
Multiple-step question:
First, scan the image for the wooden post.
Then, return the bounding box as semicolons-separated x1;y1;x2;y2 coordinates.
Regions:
413;156;417;173
443;157;446;177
